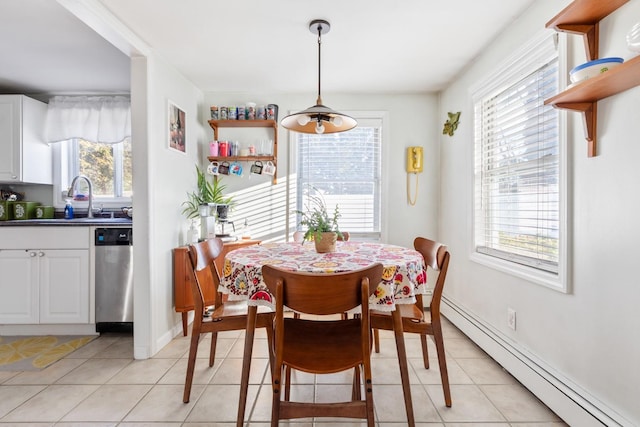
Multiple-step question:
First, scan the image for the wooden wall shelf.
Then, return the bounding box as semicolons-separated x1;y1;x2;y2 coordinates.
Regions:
545;0;634;157
546;0;628;60
208;119;278;184
209;119;277;129
545;55;640;106
207;155;274;162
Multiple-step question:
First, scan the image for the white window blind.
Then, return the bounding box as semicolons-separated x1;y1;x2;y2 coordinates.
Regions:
296;118;382;240
473;33;561;274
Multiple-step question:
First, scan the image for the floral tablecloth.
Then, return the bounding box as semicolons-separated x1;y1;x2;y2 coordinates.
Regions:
220;241;427;312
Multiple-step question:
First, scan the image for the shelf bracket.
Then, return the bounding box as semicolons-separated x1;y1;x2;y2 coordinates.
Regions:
556;101;597;157
556;22;599;60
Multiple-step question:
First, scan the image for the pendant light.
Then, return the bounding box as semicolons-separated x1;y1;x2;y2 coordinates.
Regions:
281;19;357;134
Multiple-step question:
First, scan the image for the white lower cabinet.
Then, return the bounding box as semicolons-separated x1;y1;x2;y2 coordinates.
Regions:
0;249;89;324
39;249;89;323
0;250;39;324
0;227;91;327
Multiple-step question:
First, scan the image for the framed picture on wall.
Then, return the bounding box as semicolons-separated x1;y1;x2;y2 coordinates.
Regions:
168;101;186;153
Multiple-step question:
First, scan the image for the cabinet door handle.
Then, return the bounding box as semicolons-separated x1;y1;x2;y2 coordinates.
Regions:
30;251;37;257
38;252;45;257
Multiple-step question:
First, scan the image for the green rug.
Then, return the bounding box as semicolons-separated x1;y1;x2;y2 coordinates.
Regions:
0;335;97;371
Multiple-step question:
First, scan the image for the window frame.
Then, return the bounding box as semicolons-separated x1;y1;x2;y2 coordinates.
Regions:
52;138;133;209
288;111;389;243
469;31;571;293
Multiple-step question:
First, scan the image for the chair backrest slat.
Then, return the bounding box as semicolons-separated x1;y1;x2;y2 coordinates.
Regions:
413;236;450;317
187;238;224;314
262;264;382;315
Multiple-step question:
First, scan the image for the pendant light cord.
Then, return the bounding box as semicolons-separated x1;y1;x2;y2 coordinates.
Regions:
316;24;323;106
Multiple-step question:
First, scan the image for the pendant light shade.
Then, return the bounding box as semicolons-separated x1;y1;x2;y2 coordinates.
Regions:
281;19;356;134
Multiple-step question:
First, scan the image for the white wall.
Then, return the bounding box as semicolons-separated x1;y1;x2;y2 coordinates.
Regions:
131;53;205;358
202;92;441;248
54;0;207;358
438;0;640;425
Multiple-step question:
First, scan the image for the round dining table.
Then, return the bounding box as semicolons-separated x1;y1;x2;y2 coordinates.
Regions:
220;240;425;427
220;241;428;312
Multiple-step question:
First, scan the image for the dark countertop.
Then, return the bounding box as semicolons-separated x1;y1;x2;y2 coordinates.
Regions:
0;217;133;226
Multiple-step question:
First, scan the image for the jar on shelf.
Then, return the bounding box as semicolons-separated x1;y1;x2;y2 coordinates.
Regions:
246;102;256;120
219;141;229;157
231;141;240;156
209;141;219;156
257;105;266;120
267;104;278;120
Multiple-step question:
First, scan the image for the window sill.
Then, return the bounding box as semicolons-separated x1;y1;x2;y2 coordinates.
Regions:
470;252;569;293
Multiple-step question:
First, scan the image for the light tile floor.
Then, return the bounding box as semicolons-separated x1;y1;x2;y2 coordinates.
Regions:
0;316;567;426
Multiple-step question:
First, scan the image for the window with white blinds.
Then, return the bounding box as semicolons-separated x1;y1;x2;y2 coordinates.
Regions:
473;32;566;281
296;118;382;240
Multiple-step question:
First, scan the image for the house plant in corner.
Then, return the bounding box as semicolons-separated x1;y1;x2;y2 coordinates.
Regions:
181;165;235;220
296;188;343;253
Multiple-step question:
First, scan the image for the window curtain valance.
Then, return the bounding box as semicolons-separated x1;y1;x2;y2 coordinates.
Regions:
45;96;131;144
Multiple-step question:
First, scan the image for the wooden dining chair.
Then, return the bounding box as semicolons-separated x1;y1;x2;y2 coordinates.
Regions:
371;237;452;407
285;227;350;397
338;231;350;241
262;263;383;427
184;238;274;427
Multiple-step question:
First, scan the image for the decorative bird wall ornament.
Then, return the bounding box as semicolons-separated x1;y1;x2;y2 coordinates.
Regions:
442;111;461;136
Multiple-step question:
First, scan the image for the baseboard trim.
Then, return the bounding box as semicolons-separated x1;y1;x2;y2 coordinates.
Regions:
134;314;191;360
441;297;630;427
0;323;98;336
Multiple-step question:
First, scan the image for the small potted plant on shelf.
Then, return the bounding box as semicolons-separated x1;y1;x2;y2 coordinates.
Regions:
181;165;234;220
296;187;343;253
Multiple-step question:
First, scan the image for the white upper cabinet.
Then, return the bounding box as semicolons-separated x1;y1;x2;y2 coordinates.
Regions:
0;95;52;184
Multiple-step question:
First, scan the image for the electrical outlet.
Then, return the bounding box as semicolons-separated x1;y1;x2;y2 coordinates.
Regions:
507;308;516;330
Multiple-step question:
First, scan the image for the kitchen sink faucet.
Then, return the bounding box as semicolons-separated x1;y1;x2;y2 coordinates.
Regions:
67;175;94;218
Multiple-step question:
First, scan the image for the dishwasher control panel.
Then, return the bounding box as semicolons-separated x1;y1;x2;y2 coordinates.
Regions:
95;228;132;246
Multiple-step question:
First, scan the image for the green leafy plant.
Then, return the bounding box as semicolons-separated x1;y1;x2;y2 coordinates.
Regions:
181;165;234;219
296;188;343;242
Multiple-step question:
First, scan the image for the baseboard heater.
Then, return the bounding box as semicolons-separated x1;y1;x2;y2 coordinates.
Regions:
441;297;629;427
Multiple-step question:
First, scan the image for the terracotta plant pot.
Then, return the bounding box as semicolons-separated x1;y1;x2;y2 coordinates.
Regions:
314;232;337;253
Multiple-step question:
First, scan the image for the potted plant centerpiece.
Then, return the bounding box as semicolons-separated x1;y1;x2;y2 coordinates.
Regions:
181;165;235;220
296;189;343;253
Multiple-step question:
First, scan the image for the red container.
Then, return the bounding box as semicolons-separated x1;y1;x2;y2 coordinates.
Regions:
218;141;229;157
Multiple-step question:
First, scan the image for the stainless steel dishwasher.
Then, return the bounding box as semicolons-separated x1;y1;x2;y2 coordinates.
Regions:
95;227;133;333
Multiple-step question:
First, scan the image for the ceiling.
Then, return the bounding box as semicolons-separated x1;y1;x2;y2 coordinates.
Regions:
0;0;130;96
0;0;537;97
